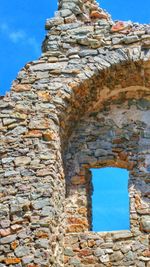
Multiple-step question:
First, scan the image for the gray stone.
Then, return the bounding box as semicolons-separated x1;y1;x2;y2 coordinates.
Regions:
4;170;19;177
112;231;132;240
121;245;131;254
125;251;135;261
0;220;10;228
105;249;113;254
30;62;67;72
1;157;14;164
94;56;111;67
137;99;150;110
10;126;27;135
69;258;81;265
98;19;110;26
32;198;51;210
64;247;75;256
67;48;80;57
35;239;49;249
14;156;31;166
60;9;73;17
15;246;30;257
112;37;123;45
86;38;101;49
22;255;34;264
123;35;139;44
40;206;54;217
139;256;150;262
110;251;124;262
3;118;17;126
95;149;107;157
99;254;109;263
0;101;9;108
0;234;17;244
18;230;29;239
57;22;81;31
45;17;64;29
136;261;146;267
140;217;150;233
79;49;98;57
94;248;104;257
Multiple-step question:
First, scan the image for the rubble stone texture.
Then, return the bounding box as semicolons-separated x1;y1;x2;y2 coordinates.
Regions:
0;0;150;266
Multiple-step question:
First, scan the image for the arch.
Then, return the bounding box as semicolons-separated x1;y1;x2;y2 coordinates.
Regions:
60;57;150;143
64;81;150;265
0;54;150;267
0;2;150;266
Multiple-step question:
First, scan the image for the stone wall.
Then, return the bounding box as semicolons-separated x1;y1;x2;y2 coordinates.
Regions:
64;99;150;266
0;0;150;266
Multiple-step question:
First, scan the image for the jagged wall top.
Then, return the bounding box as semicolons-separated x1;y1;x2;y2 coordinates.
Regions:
44;0;150;55
57;0;109;22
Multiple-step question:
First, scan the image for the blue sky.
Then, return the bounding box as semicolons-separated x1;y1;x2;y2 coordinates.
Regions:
0;0;150;96
91;168;129;232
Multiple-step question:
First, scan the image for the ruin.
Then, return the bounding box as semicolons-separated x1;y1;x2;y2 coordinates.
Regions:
0;0;150;266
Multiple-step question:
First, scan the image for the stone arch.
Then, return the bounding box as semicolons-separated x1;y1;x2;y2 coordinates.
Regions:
0;55;150;267
63;58;150;266
0;1;150;266
61;57;150;139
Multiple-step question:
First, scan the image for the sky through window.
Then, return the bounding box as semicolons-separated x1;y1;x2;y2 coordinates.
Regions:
91;167;130;232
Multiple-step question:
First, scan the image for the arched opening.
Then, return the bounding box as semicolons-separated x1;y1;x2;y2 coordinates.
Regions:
91;167;130;232
61;59;150;143
64;82;150;236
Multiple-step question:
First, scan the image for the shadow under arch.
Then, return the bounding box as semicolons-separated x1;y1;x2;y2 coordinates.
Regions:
61;57;150;143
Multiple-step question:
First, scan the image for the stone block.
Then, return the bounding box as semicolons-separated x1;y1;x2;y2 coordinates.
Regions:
140;217;150;233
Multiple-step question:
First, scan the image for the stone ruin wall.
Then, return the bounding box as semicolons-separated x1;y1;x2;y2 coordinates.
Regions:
64;97;150;267
0;0;150;266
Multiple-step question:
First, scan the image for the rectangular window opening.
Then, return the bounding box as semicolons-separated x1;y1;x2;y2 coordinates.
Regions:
91;167;130;232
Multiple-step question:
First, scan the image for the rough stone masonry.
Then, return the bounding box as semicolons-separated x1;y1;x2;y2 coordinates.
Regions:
0;0;150;266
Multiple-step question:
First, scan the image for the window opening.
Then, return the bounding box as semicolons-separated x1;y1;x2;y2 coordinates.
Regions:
91;167;130;232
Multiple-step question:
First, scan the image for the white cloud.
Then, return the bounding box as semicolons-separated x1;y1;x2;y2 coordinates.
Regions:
0;22;40;55
9;30;26;43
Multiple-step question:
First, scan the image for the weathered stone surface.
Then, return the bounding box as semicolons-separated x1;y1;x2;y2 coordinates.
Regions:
112;230;132;240
110;251;124;262
22;255;34;264
45;17;64;29
12;84;31;92
140;216;150;233
3;258;21;265
123;35;139;44
125;251;135;261
99;254;109;263
94;248;104;257
0;1;150;267
0;228;11;237
35;239;49;249
15;246;30;257
14;156;31;166
32;198;51;209
64;248;75;256
0;235;17;244
79;49;98;57
90;11;108;20
0;220;10;228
